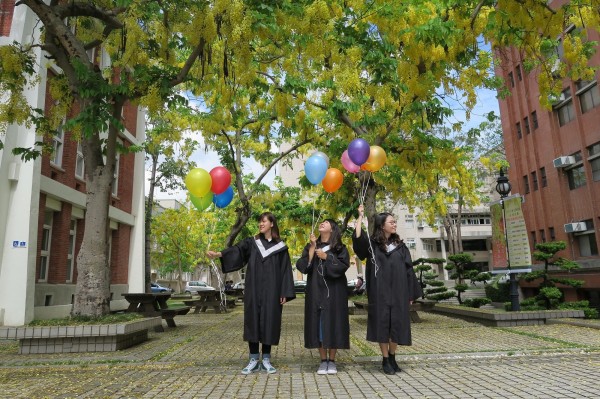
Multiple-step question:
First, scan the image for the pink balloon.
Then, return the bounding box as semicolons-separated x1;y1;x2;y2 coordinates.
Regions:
341;150;361;173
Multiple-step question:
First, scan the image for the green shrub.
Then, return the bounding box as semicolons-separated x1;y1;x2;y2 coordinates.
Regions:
558;300;600;319
485;282;510;302
462;298;492;308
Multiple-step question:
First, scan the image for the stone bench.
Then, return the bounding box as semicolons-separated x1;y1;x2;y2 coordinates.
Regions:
0;317;162;354
159;306;191;328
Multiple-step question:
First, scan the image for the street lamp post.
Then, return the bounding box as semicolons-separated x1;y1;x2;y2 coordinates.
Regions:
495;168;520;311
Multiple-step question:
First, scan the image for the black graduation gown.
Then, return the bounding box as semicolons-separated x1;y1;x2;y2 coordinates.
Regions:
296;242;350;349
352;231;423;344
219;235;296;345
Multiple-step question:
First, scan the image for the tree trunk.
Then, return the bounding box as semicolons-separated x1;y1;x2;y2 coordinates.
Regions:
72;97;122;316
72;113;117;316
144;154;159;293
177;257;183;293
360;172;377;234
456;200;464;253
226;201;251;247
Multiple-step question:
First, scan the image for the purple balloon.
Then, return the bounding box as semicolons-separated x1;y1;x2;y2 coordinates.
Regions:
347;138;370;166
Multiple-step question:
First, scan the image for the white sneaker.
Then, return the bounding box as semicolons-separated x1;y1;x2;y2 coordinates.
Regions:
327;361;337;374
241;358;261;375
262;357;277;374
317;361;328;375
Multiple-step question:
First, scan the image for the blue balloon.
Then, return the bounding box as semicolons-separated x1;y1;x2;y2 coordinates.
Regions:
213;186;234;208
304;155;328;185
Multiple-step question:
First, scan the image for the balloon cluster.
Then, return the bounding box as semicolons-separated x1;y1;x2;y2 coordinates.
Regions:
304;151;344;193
303;139;387;193
185;166;234;211
342;138;387;173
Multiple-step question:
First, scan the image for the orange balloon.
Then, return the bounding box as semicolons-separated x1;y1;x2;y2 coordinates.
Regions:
362;145;387;172
322;168;344;193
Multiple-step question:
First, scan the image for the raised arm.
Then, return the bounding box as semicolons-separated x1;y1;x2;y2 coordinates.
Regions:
354;204;364;238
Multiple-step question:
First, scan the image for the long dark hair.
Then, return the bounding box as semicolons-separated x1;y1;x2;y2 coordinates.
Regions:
372;212;401;251
255;212;281;242
318;218;344;252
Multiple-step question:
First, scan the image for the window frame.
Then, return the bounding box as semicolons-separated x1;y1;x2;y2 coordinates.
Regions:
50;124;65;167
39;211;53;282
66;219;76;283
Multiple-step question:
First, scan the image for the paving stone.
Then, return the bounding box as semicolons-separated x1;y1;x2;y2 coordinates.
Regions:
0;298;599;398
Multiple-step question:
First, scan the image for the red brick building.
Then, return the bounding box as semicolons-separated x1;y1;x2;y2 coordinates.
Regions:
496;0;600;308
0;3;146;325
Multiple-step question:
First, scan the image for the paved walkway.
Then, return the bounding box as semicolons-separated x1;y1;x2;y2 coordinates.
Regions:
1;298;600;398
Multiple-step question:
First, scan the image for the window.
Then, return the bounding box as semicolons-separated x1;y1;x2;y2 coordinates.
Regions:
39;211;53;281
531;111;538;129
405;214;414;229
523;175;530;194
588;142;600;182
112;150;120;196
457;214;491;225
549;227;556;240
531;231;536;246
508;72;514;88
516;122;522;139
462;240;487;251
555;88;575;126
405;238;416;249
578;231;598;257
532;171;538;191
516;64;522;81
51;125;64;167
567;165;586;190
66;219;76;282
540;229;546;243
524;116;530;134
75;142;85;179
423;240;434;252
540;167;547;187
576;80;600;114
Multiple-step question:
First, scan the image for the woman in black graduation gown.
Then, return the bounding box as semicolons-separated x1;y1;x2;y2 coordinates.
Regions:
352;204;423;375
296;219;350;375
207;212;295;375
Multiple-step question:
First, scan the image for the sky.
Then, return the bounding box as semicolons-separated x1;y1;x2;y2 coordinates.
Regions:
147;87;500;202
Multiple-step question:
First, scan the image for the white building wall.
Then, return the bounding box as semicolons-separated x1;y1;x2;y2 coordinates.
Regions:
0;6;47;326
0;8;146;325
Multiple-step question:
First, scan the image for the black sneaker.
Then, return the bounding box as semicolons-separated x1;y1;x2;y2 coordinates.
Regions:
382;357;395;375
389;353;402;372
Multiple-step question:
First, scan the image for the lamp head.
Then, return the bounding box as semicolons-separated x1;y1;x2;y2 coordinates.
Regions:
495;168;511;198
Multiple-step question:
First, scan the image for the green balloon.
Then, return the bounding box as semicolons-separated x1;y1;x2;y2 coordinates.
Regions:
190;192;213;211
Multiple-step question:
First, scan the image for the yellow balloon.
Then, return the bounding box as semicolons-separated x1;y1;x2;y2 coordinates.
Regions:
362;146;387;172
185;168;212;197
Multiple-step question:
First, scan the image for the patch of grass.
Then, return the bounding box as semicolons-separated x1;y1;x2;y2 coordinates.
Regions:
350;335;378;356
27;313;144;326
497;327;588;348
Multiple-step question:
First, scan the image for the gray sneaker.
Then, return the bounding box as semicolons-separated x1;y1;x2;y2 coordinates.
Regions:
317;361;328;375
262;357;277;374
327;361;337;374
241;358;261;375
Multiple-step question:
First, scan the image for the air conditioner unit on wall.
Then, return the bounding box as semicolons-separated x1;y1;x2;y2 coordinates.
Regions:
564;222;587;233
553;156;576;168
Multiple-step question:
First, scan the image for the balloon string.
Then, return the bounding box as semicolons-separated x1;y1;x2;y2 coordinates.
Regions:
359;171;370;204
206;207;226;311
356;171;378;277
311;192;330;233
205;206;218;252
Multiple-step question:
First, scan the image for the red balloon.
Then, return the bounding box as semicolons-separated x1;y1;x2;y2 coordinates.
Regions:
209;166;232;195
